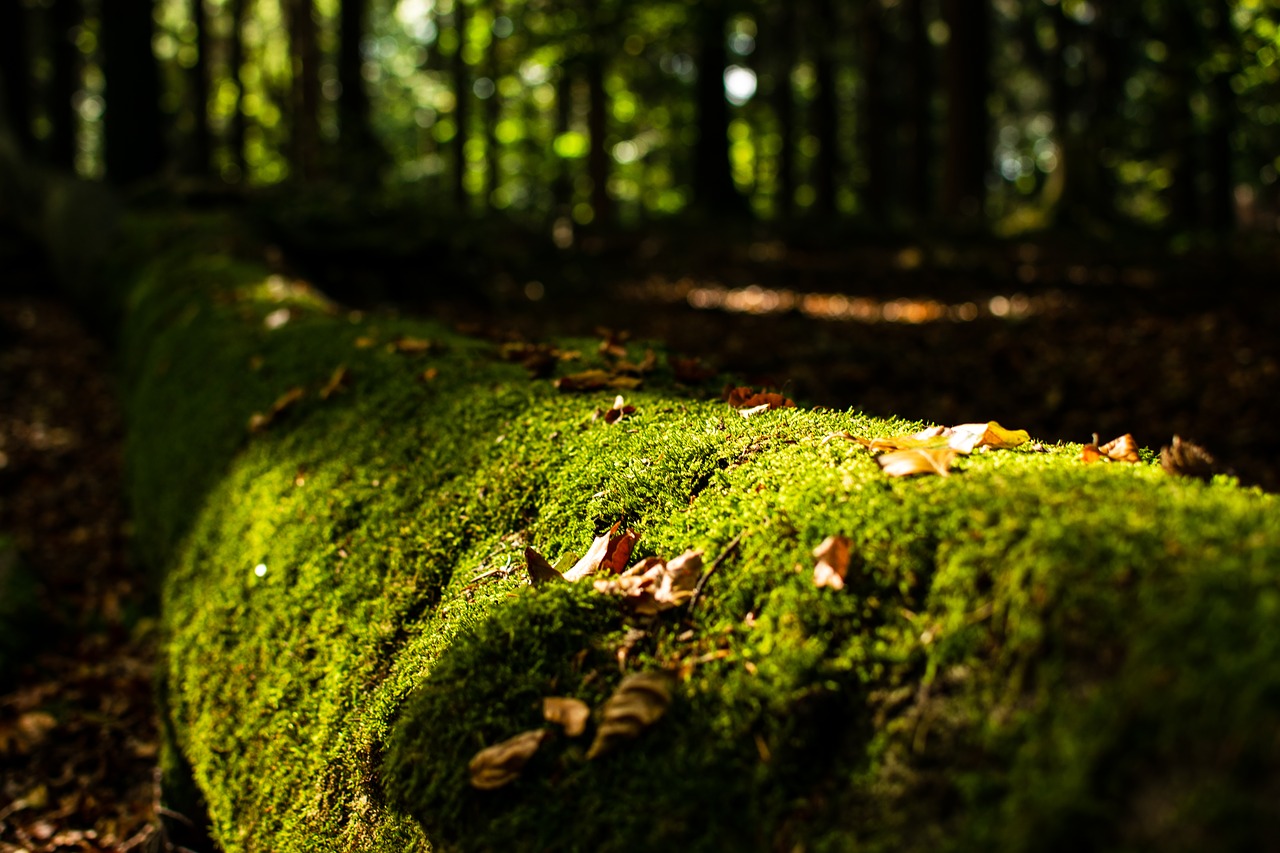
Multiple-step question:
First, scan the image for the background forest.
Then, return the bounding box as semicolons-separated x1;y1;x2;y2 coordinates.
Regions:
4;0;1280;235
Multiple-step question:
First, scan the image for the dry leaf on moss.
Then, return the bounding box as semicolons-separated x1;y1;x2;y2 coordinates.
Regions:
554;370;643;392
812;535;851;590
724;385;795;410
947;421;1031;452
318;365;350;400
1082;433;1140;464
468;729;548;790
248;386;305;433
602;395;636;425
391;336;436;354
525;546;564;586
669;355;715;384
562;522;636;581
1161;435;1218;480
615;349;658;376
595;550;702;615
587;672;673;759
876;447;957;477
543;697;590;737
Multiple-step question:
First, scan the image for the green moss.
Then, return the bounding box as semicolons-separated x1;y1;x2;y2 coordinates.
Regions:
118;216;1280;852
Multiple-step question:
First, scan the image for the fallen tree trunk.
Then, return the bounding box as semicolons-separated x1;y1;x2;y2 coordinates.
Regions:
5;124;1279;847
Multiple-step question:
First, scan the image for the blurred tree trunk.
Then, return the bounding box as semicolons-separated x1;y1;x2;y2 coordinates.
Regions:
485;3;502;210
940;0;990;222
101;0;165;185
902;0;932;221
189;0;212;177
1165;0;1201;229
228;0;249;180
339;0;379;178
48;0;82;171
769;0;797;219
585;52;611;225
858;0;888;220
287;0;321;181
1205;0;1236;232
692;0;745;216
552;70;572;214
451;0;470;210
0;1;36;155
811;0;840;217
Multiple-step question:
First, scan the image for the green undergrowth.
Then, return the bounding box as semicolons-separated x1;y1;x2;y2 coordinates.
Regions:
118;214;1280;852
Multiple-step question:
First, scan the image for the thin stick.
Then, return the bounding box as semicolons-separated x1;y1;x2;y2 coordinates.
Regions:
686;530;746;617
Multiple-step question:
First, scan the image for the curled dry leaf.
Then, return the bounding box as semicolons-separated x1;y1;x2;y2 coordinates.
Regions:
587;671;673;759
615;349;658;376
563;522;635;582
1161;435;1218;480
947;421;1031;452
499;342;560;378
318;365;350;400
1082;433;1140;464
812;535;851;590
876;447;958;478
525;546;564;586
602;395;637;425
468;729;548;790
595;550;703;615
555;370;643;392
724;385;795;410
248;386;305;433
543;697;591;737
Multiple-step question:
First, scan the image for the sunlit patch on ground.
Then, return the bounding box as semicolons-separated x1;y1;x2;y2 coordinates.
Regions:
622;276;1065;324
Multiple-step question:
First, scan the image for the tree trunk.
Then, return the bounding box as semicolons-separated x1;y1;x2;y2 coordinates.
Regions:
858;0;888;220
692;0;744;216
585;53;611;225
287;0;321;181
770;0;797;220
1205;0;1236;232
940;0;990;222
338;0;376;173
485;3;502;210
552;69;572;215
812;0;840;217
452;0;470;211
101;0;166;185
902;0;932;221
47;0;82;171
0;1;36;156
189;0;213;177
1165;0;1200;229
228;0;250;180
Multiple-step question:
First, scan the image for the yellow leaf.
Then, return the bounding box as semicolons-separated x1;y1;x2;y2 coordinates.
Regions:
948;421;1030;452
468;729;548;790
876;447;957;477
543;697;590;737
587;672;673;759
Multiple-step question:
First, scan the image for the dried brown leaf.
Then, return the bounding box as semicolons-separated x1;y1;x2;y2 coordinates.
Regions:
555;370;643;392
1161;435;1218;480
248;386;305;433
525;546;564;586
392;336;436;354
468;728;548;790
669;355;715;384
602;395;637;425
543;697;590;737
724;385;795;410
563;522;622;582
587;672;673;759
876;447;957;477
1099;433;1140;463
318;365;350;400
812;535;851;590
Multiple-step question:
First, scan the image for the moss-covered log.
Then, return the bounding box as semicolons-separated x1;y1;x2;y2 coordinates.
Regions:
84;213;1280;851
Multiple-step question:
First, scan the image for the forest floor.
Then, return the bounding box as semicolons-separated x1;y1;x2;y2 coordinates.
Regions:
0;214;1277;850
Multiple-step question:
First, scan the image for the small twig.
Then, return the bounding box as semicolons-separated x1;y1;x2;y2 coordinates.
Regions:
685;530;746;618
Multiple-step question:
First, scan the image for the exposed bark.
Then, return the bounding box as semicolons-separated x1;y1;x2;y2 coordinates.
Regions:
940;0;990;222
101;0;165;185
